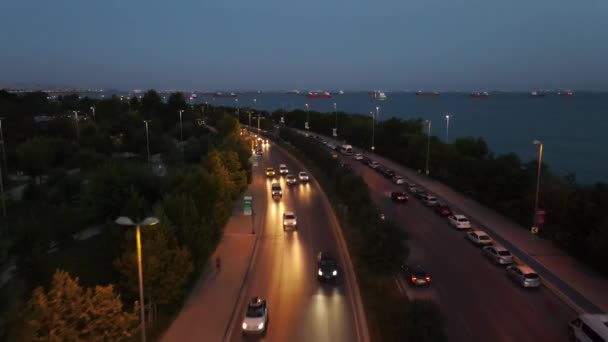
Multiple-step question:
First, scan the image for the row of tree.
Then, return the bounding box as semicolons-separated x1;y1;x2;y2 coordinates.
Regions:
278;127;446;342
1;90;251;340
267;108;608;276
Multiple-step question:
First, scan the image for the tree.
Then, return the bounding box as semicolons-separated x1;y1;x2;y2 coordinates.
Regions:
114;206;194;306
21;269;138;341
16;137;59;184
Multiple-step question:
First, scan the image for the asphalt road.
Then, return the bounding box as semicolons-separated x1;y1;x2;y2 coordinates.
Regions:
227;141;360;342
337;151;576;342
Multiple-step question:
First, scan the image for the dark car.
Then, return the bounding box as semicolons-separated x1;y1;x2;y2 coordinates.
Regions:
433;202;452;216
340;162;353;172
317;252;339;282
401;264;431;286
361;157;372;165
383;169;396;179
391;191;409;202
414;191;428;200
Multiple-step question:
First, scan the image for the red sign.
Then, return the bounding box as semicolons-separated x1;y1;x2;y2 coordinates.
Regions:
535;210;546;226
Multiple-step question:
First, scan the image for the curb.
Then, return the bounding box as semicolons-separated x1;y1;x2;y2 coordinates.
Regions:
273;141;371;342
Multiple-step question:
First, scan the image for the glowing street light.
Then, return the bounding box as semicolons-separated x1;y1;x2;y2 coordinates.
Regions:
532;140;544;231
445;114;451;143
425;120;432;175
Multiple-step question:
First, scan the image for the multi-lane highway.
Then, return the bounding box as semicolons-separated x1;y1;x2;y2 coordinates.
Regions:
226;139;365;342
332;146;576;341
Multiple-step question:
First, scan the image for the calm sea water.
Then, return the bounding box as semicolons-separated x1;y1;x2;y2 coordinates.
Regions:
101;91;607;184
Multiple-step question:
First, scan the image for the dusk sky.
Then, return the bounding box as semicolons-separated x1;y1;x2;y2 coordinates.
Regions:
1;0;607;91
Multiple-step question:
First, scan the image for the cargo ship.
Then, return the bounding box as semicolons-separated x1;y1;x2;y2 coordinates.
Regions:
306;91;332;99
370;90;387;101
469;92;490;98
213;92;238;98
558;90;574;96
530;91;546;97
416;90;441;96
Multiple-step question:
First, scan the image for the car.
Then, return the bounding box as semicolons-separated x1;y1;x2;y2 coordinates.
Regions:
448;214;472;230
401;264;431;286
391;191;408;202
482;245;514;265
279;164;289;175
271;183;282;200
506;264;541;288
433;202;452;216
392;175;405;184
466;230;493;246
421;194;438;207
283;212;297;230
317;252;339;282
353;153;364;160
569;314;608;342
340;162;353;172
361;157;372;165
265;167;275;177
414;191;428;200
298;171;310;182
286;174;297;185
331;151;338;159
407;184;419;194
369;161;380;169
383;169;396;179
242;297;268;334
254;148;263;155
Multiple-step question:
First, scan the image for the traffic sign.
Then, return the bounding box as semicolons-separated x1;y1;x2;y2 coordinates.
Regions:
244;196;253;215
531;226;539;234
305;122;309;130
280;116;285;123
332;128;337;137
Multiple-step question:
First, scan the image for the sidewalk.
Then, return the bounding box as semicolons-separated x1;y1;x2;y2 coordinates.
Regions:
161;215;258;342
312;130;608;314
375;153;608;314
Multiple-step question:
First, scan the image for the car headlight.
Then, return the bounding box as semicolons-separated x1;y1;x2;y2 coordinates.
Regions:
332;270;338;276
242;322;247;329
318;269;323;276
257;322;265;329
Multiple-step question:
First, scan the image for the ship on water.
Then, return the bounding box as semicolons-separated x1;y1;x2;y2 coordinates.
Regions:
287;89;300;95
416;90;441;96
558;90;574;96
530;91;546;97
469;91;490;98
335;90;345;95
213;92;238;98
370;90;387;101
306;91;332;99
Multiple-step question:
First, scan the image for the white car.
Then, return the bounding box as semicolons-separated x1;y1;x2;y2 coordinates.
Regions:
242;297;268;334
482;245;514;265
353;153;364;160
283;212;297;230
466;230;493;246
369;161;380;169
392;175;405;184
422;195;438;207
286;174;297;185
448;214;471;230
298;171;310;182
279;164;289;175
506;265;541;288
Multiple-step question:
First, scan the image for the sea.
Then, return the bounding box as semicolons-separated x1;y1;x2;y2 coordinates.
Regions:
94;91;608;184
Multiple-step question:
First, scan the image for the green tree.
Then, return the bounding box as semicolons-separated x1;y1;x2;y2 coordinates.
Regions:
16;137;56;183
114;206;194;306
21;269;138;341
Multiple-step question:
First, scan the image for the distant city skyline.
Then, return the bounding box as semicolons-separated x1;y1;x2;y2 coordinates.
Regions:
1;0;607;91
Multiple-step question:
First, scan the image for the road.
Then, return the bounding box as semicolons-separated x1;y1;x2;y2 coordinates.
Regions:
335;150;575;342
226;140;361;342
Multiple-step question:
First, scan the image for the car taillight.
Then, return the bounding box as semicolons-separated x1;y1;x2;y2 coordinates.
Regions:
411;276;417;282
425;276;431;282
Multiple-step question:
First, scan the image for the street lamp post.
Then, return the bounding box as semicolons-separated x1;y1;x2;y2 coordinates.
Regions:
334;102;338;137
370;111;375;152
257;114;261;137
532;140;544;230
115;216;160;342
0;118;5;217
178;110;184;143
445;114;451;143
425;120;432;175
73;111;80;141
0;118;7;177
305;103;310;130
90;106;96;122
143;120;151;164
235;98;239;114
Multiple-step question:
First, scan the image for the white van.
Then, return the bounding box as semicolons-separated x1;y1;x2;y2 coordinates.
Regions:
569;314;608;342
340;144;353;156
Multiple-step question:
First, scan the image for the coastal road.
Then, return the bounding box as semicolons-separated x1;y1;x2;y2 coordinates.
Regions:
334;149;575;342
225;139;364;342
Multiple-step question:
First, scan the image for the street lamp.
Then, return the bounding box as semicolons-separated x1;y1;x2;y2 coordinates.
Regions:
143;120;151;163
0;117;5;217
333;102;338;137
445;114;451;143
532;140;544;230
90;106;96;122
305;103;310;130
115;216;160;342
178;110;184;143
235;98;239;114
425;120;432;175
72;111;80;141
370;111;375;152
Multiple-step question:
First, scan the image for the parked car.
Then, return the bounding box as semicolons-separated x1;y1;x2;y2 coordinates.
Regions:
340;162;353;172
391;191;408;203
407;184;419;194
433;202;452;216
353;153;364;160
401;264;431;286
361;157;372;165
448;214;471;230
414;191;428;200
381;168;395;179
466;230;493;246
482;245;514;265
506;264;541;288
569;314;608;342
392;175;405;184
369;161;380;169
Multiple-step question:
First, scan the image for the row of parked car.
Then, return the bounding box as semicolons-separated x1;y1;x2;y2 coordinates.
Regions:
354;153;543;289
